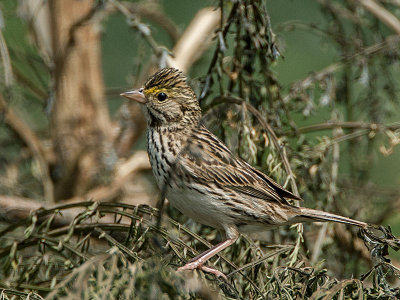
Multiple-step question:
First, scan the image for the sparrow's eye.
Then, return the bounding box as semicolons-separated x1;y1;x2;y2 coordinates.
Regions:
157;92;168;102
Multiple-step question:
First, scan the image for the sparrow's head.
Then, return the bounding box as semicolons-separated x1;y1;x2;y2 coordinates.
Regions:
121;68;201;126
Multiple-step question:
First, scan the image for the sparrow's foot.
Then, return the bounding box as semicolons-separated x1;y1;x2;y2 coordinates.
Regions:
177;262;227;280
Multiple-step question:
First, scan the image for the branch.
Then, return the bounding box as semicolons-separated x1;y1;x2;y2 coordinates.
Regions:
120;2;180;43
291;121;400;135
167;7;221;72
0;29;14;86
353;0;400;34
0;94;54;203
109;0;165;57
210;96;300;198
283;35;400;104
334;224;373;262
0;196;119;229
0;150;150;225
66;150;151;203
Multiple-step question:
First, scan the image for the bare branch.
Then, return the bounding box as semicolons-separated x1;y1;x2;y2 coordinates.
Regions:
352;0;400;34
283;35;400;104
168;7;221;72
0;151;150;224
0;94;54;203
291;121;400;135
121;1;180;43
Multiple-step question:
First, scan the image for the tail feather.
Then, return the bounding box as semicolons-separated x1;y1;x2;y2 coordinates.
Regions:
296;207;367;228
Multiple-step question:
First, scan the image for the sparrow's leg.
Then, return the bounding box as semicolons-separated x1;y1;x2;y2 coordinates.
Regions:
178;226;239;279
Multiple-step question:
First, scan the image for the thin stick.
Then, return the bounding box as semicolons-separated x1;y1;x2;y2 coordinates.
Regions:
353;0;400;34
0;94;54;203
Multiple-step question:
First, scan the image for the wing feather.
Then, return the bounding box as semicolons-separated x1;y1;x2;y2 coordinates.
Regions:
174;125;301;205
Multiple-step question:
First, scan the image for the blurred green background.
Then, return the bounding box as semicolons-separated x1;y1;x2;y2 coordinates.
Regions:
1;0;399;244
102;0;400;192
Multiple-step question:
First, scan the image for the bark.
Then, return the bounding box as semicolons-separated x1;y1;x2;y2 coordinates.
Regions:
0;150;152;225
49;0;113;200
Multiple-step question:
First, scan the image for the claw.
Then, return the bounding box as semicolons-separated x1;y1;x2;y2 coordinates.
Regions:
198;265;228;280
177;262;228;280
176;232;238;281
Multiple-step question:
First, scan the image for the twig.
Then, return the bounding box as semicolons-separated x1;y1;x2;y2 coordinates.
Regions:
67;150;151;203
334;224;372;263
210;96;300;197
167;7;221;72
227;245;293;277
199;1;239;101
109;0;164;57
12;66;48;100
0;150;150;220
120;2;180;43
0;22;54;202
209;96;306;266
291;121;400;135
311;117;341;264
0;29;14;86
352;0;400;34
283;35;400;104
0;94;54;203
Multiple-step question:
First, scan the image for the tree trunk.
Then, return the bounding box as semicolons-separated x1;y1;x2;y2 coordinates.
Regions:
49;0;113;200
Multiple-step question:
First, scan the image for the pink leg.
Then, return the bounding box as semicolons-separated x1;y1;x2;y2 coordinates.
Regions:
178;226;239;279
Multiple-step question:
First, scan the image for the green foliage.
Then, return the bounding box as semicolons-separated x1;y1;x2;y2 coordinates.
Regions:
1;0;400;298
0;202;399;299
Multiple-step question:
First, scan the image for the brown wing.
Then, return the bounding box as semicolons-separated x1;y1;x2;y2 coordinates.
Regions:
175;125;301;205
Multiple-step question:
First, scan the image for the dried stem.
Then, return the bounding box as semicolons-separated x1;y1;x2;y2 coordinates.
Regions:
283;35;400;104
352;0;400;34
0;94;54;203
292;121;400;135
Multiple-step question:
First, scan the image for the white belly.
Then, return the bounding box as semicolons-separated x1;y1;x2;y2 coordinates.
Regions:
165;183;230;230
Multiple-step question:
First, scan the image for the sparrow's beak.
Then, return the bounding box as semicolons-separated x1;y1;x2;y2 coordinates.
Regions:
120;89;146;104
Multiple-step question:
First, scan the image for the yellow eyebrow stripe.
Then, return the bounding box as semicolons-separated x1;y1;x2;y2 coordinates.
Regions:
144;87;167;95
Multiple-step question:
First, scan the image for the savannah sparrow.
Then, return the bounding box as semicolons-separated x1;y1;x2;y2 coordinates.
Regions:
121;68;367;279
